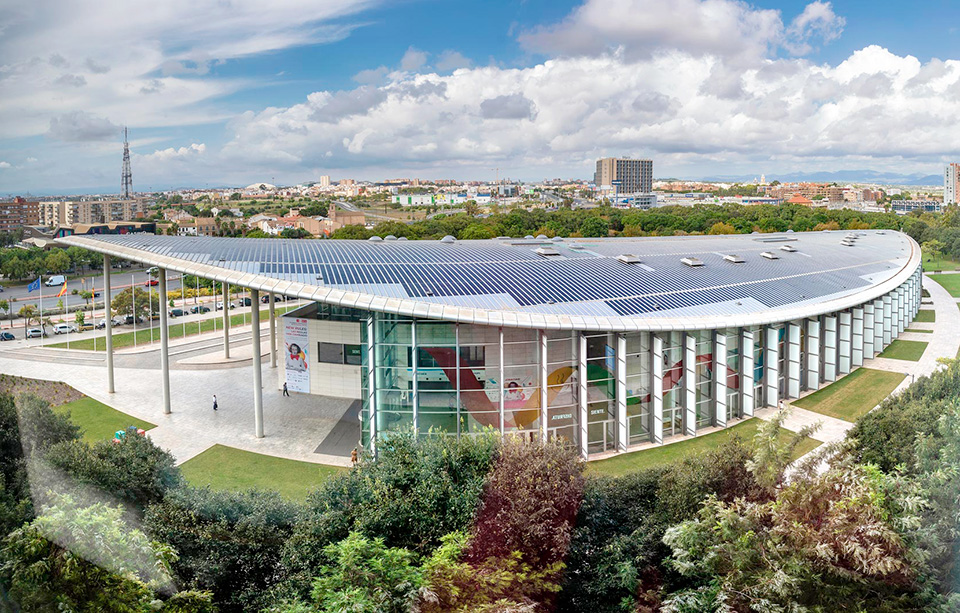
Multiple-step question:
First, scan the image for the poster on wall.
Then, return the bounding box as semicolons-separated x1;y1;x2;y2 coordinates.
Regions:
284;317;310;393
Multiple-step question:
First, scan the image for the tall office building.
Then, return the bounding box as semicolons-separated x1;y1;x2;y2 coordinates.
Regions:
595;158;653;194
945;163;960;205
319;175;331;187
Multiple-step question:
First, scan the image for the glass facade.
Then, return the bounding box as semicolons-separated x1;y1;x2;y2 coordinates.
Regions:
357;267;922;458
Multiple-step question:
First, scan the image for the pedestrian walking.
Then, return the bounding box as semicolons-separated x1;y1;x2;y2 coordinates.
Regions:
350;448;358;465
778;399;784;412
282;382;289;397
213;394;218;411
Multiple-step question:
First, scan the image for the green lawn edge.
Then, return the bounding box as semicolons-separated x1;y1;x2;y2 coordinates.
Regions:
588;418;821;477
792;368;906;422
928;274;960;296
905;328;933;333
180;444;346;500
877;339;928;361
913;309;936;323
56;396;156;444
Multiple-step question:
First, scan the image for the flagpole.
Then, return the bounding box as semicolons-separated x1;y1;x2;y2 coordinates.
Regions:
38;275;43;348
132;273;136;348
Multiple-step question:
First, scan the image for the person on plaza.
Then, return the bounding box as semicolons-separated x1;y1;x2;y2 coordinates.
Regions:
283;381;290;397
350;448;358;465
778;398;784;412
213;394;218;411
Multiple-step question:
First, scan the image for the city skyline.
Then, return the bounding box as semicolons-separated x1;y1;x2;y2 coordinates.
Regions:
3;1;960;193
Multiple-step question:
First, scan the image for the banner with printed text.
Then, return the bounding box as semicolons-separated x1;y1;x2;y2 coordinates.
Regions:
284;317;310;393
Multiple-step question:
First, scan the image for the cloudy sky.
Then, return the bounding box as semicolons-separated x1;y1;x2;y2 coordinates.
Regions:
1;0;959;194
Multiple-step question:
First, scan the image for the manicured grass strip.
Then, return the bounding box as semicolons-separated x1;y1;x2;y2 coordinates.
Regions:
793;368;905;422
913;310;936;323
180;444;345;500
905;328;933;333
929;274;960;297
588;418;820;477
56;396;156;444
49;305;298;351
922;289;931;297
878;339;928;361
923;257;960;272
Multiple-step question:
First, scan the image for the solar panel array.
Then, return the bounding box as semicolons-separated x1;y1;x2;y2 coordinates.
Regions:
76;232;913;319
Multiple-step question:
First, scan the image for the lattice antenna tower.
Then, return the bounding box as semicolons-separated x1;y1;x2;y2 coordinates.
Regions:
121;126;133;199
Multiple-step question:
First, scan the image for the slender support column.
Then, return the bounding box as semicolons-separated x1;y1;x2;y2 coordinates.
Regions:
651;334;664;443
863;304;876;359
891;288;901;336
540;331;548;443
159;269;171;414
741;329;755;417
882;294;893;347
822;315;837;382
714;331;727;428
873;299;884;353
616;333;628;452
413;321;420;433
366;315;377;452
852;307;864;367
805;318;821;390
269;293;277;368
838;311;852;375
251;288;264;438
103;255;115;394
498;327;504;436
683;333;696;436
787;322;801;398
222;282;230;359
897;285;907;333
578;332;588;458
764;326;779;408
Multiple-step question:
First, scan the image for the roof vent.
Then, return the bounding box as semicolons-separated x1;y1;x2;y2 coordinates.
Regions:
385;235;397;241
440;235;456;244
535;247;562;257
550;236;563;242
841;239;855;247
397;237;408;241
524;235;535;240
368;236;383;242
780;245;797;252
761;251;779;260
723;254;745;263
536;234;548;240
877;231;886;235
681;257;704;267
568;244;584;250
616;254;642;264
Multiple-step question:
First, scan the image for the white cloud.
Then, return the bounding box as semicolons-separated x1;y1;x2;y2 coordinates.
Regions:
47;111;118;141
26;157;37;163
0;162;10;169
400;46;428;71
138;143;206;162
785;1;845;55
435;50;472;72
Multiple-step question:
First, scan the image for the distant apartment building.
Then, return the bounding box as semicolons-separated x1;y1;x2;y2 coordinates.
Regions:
891;200;942;214
0;197;40;230
594;158;653;194
319;175;331;187
39;199;148;226
945;163;960;205
392;194;435;207
177;217;218;236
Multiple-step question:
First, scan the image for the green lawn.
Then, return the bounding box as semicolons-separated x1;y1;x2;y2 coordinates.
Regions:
905;328;933;333
588;419;821;477
56;396;156;444
928;274;960;297
923;256;960;272
180;444;345;499
913;310;936;323
878;339;928;361
49;304;298;351
793;368;906;422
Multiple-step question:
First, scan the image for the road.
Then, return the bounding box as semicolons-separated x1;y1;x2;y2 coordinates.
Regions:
1;268;184;311
335;200;405;222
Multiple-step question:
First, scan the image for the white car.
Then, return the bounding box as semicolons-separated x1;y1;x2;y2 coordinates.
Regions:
53;323;77;334
25;328;45;339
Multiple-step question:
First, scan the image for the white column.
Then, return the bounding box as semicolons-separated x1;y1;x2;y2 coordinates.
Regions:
714;331;727;428
269;293;277;369
897;285;906;333
822;315;837;382
103;254;115;394
159;269;171;415
413;321;420;433
852;307;864;367
838;311;852;375
891;288;901;336
499;327;505;436
805;318;821;390
787;322;801;398
578;332;588;458
616;333;628;452
873;299;884;352
222;282;230;359
882;294;893;346
683;333;696;436
741;329;755;417
651;335;664;443
764;326;779;408
863;303;875;359
251;288;264;438
539;331;548;443
366;315;377;452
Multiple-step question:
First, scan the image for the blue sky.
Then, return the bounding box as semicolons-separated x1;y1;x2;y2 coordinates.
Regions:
2;0;960;194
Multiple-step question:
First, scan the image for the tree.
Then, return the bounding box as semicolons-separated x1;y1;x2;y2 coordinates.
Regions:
923;238;946;269
707;221;736;235
75;309;85;327
45;249;71;274
2;255;28;280
0;298;8;318
18;304;38;333
111;287;154;320
463;200;480;217
79;289;93;307
458;223;496;240
229;192;242;200
579;216;609;237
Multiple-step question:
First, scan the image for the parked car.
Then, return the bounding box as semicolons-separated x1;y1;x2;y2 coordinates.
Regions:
240;297;252;306
144;279;159;286
215;301;233;310
95;319;107;329
93;290;101;298
0;332;15;341
25;328;46;339
190;305;210;314
0;284;5;292
54;323;77;334
169;308;185;318
78;322;95;332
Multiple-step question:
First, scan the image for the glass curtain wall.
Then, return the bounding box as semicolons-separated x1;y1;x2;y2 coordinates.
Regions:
545;330;579;448
585;332;617;453
752;327;764;410
662;332;684;437
693;331;714;428
725;329;741;421
624;332;651;445
502;328;541;441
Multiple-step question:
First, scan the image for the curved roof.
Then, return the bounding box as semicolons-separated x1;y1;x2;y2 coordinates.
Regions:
56;230;920;332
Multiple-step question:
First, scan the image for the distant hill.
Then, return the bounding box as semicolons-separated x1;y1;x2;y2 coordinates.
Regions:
693;170;943;187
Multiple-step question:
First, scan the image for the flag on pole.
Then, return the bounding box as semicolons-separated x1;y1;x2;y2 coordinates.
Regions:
57;282;67;298
27;277;40;293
